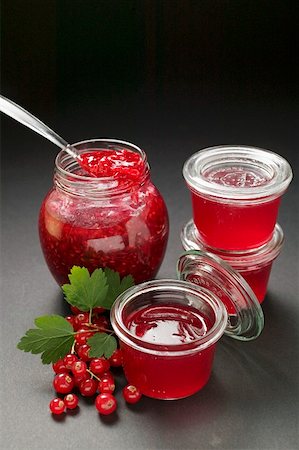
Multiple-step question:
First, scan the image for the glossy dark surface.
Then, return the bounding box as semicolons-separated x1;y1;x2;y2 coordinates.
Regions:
1;2;298;449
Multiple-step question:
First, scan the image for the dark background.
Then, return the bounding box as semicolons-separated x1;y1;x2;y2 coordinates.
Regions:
1;1;298;450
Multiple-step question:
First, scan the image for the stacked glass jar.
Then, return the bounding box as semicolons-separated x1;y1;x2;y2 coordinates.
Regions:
182;145;293;303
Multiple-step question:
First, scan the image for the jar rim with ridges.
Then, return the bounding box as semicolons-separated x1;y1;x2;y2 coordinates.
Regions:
183;145;293;203
181;219;284;270
54;138;150;199
110;279;228;356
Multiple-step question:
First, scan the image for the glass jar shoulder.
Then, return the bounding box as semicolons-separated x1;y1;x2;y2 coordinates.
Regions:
39;181;168;232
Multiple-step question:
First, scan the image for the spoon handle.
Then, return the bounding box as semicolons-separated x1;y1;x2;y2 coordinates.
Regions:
0;95;78;158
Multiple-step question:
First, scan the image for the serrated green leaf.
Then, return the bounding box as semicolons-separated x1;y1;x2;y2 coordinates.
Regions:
62;266;108;311
101;268;134;310
17;315;75;364
87;332;117;359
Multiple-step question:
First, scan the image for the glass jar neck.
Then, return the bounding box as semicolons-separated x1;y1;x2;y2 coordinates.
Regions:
54;139;150;198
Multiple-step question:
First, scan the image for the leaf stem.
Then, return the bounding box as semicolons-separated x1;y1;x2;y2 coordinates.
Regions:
89;308;92;325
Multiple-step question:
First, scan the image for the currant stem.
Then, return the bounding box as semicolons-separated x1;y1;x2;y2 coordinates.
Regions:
70;340;76;354
89;308;92;325
87;369;101;382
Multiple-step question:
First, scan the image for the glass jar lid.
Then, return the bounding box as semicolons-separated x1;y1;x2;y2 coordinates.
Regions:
181;219;284;270
183;145;293;201
177;250;264;340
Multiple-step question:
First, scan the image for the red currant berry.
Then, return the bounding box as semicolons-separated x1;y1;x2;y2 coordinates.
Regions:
73;313;90;331
122;385;142;404
109;349;123;367
49;398;66;415
89;357;110;375
99;377;115;394
73;372;90;387
53;373;74;394
65;315;75;328
64;393;79;409
95;393;117;415
75;329;95;346
52;359;68;374
101;371;114;380
79;378;98;397
72;360;87;377
77;344;91;362
63;354;78;370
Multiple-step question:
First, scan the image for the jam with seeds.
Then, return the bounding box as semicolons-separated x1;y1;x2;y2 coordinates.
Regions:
39;140;169;285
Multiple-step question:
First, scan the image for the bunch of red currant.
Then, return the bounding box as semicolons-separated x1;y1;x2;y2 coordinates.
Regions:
49;306;142;415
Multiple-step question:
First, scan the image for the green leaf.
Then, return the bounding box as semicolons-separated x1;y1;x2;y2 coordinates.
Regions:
101;268;134;310
17;315;74;364
62;266;108;311
87;332;117;359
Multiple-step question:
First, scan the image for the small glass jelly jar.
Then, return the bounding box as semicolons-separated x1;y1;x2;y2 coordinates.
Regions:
39;139;169;285
111;253;264;400
183;145;292;250
181;219;284;303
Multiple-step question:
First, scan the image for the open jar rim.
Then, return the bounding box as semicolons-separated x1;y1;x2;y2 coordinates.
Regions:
110;279;228;356
54;138;150;198
181;219;284;269
183;145;293;201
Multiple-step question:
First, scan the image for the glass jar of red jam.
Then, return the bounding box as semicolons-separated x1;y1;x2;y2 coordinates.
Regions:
39;139;169;285
111;253;264;400
181;219;284;303
183;145;292;250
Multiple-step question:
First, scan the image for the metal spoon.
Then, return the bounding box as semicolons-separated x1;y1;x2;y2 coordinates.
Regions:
0;94;78;160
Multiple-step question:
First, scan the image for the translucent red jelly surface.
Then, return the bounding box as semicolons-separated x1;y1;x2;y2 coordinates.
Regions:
39;150;169;285
121;303;216;399
204;166;271;188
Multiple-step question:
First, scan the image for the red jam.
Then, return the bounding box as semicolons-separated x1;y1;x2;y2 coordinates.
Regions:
79;149;145;181
39;146;169;285
120;303;216;399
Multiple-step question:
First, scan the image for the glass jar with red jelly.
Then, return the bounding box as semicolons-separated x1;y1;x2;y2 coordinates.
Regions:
39;139;169;285
111;252;264;400
183;145;292;250
181;219;284;303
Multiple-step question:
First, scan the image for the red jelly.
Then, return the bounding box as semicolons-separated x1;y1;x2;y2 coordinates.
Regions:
183;146;292;250
111;280;227;399
111;276;264;400
121;304;216;399
39;139;169;285
181;219;284;303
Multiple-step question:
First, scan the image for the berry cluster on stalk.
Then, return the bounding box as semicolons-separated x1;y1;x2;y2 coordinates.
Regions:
49;305;142;416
